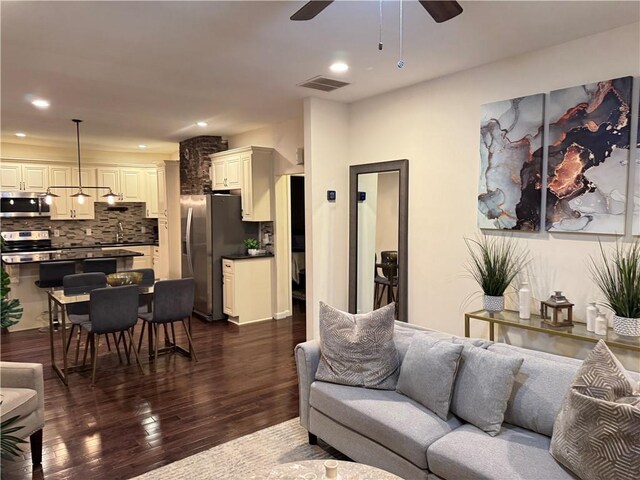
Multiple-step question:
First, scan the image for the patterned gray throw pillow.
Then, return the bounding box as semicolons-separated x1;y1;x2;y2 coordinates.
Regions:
315;302;399;390
396;334;464;420
550;340;640;480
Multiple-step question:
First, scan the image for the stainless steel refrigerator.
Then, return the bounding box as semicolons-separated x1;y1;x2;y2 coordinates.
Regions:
181;194;258;321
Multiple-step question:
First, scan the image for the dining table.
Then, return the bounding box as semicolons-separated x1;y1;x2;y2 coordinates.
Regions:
46;283;155;385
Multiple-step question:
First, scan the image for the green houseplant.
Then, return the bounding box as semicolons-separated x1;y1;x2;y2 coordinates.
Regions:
464;234;530;313
1;415;27;460
1;260;23;329
589;240;640;337
244;238;260;256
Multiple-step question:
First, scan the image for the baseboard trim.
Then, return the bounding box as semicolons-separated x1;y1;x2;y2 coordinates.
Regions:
273;310;291;320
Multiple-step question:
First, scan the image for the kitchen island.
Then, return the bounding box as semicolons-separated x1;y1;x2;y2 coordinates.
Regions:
2;248;145;331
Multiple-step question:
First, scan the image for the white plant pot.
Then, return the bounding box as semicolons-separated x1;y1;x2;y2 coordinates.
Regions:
484;295;504;313
248;249;259;256
612;315;640;337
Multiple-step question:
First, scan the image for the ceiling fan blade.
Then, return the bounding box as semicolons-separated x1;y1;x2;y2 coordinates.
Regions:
418;1;463;23
290;1;334;21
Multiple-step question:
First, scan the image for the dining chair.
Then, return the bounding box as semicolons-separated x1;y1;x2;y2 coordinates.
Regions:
374;251;398;308
63;272;108;365
82;285;144;384
83;258;117;275
137;278;197;365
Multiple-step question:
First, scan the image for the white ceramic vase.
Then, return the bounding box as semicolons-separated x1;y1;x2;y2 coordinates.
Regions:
248;248;259;256
484;295;504;313
612;315;640;337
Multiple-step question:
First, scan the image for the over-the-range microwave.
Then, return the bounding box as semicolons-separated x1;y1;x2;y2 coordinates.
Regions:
0;191;50;218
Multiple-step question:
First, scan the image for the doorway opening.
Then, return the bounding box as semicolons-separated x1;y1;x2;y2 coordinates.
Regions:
290;175;306;314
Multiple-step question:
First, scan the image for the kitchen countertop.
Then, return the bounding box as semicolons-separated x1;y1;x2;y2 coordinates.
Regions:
57;241;158;249
1;248;144;265
221;253;274;260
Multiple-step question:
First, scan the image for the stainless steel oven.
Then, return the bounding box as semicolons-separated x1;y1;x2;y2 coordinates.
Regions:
0;192;50;218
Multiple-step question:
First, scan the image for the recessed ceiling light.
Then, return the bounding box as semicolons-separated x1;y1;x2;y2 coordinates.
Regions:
31;99;50;109
330;62;349;73
196;121;208;127
15;132;27;137
138;144;147;149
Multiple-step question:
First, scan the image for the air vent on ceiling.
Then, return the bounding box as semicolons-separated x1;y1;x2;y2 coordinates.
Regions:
298;76;350;92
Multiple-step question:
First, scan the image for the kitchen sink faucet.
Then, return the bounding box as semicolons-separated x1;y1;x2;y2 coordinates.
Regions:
116;221;124;243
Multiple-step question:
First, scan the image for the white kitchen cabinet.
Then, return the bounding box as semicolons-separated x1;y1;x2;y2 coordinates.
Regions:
222;257;273;324
120;168;144;201
210;154;242;190
157;167;167;218
0;162;49;192
47;167;95;219
154;218;169;278
210;146;273;221
97;168;121;199
143;169;159;218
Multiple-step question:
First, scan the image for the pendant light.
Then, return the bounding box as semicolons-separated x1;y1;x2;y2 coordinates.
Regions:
44;119;118;205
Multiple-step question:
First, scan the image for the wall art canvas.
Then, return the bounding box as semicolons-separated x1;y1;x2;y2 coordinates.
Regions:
632;83;640;235
478;94;545;231
546;76;632;234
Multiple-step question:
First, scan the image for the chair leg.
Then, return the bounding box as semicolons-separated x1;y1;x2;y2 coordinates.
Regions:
122;331;131;365
308;432;317;445
170;322;177;352
181;319;198;362
29;429;43;466
91;334;101;385
137;321;146;354
74;328;83;366
82;334;90;366
127;329;145;376
65;324;76;356
105;333;111;352
153;323;160;367
127;325;135;360
113;332;123;364
163;324;170;347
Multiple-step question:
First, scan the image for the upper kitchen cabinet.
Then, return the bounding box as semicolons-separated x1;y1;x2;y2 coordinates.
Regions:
46;166;96;220
96;168;121;199
0;162;49;192
120;168;144;201
210;146;273;221
143;168;160;218
157;167;167;218
211;155;241;190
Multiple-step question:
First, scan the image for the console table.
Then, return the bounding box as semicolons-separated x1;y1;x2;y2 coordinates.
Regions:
465;309;640;353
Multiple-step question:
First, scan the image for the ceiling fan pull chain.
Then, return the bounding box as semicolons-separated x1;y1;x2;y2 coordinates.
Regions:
397;0;404;68
378;0;383;50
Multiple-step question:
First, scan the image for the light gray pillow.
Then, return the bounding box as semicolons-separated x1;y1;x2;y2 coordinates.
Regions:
316;302;399;390
450;344;524;436
550;340;640;480
396;335;464;420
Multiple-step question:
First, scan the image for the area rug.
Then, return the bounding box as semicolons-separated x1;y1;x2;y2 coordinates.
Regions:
132;418;345;479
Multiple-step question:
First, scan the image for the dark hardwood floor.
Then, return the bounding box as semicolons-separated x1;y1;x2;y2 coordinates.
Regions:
0;307;306;479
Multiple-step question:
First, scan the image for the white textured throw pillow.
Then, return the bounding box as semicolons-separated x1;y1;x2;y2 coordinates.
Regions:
315;302;399;390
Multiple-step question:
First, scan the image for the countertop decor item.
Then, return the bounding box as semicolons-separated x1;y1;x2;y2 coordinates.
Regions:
464;234;530;313
586;302;597;332
540;291;574;328
589;240;640;337
106;271;143;287
594;310;608;336
244;238;260;256
518;281;531;320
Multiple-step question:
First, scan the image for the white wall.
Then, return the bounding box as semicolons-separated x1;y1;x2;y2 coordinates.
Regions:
304;97;350;340
309;23;640;368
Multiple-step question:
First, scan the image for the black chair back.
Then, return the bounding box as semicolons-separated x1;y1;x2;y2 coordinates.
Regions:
152;278;195;324
90;285;139;334
36;261;76;289
380;251;398;281
83;258;117;275
63;273;107;315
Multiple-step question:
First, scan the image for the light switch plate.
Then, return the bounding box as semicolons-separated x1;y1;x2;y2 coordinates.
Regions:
141;226;147;234
54;229;61;237
85;228;92;236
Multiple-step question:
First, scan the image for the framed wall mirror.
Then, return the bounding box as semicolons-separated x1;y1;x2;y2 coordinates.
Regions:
349;159;409;322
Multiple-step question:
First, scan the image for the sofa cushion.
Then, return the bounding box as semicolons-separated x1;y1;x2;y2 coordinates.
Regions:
0;388;38;422
427;423;576;480
396;335;463;420
488;343;580;437
550;340;640;480
310;381;462;469
316;302;399;390
450;344;524;436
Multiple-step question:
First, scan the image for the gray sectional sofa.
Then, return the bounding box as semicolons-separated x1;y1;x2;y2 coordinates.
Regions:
295;321;639;480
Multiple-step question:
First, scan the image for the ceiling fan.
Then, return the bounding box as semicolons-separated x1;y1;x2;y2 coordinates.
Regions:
290;1;463;24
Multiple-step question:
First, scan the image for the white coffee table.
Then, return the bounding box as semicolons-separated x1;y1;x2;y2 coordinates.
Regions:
265;459;402;479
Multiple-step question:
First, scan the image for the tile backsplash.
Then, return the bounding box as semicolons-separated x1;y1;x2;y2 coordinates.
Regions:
1;202;157;247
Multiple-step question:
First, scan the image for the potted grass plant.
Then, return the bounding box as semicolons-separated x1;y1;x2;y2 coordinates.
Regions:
244;238;260;256
589;240;640;337
464;234;530;313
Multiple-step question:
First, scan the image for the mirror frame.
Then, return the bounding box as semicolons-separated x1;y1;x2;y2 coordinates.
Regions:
349;159;409;322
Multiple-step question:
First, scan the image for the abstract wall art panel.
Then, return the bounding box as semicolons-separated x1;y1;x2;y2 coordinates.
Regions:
546;76;632;234
478;94;545;231
633;82;640;236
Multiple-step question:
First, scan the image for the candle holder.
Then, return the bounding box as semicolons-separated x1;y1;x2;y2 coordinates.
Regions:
540;291;574;328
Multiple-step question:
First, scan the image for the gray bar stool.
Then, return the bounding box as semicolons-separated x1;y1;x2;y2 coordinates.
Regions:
83;258;117;275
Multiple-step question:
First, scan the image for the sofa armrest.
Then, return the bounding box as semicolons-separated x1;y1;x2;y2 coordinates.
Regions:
295;340;320;430
0;362;45;414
